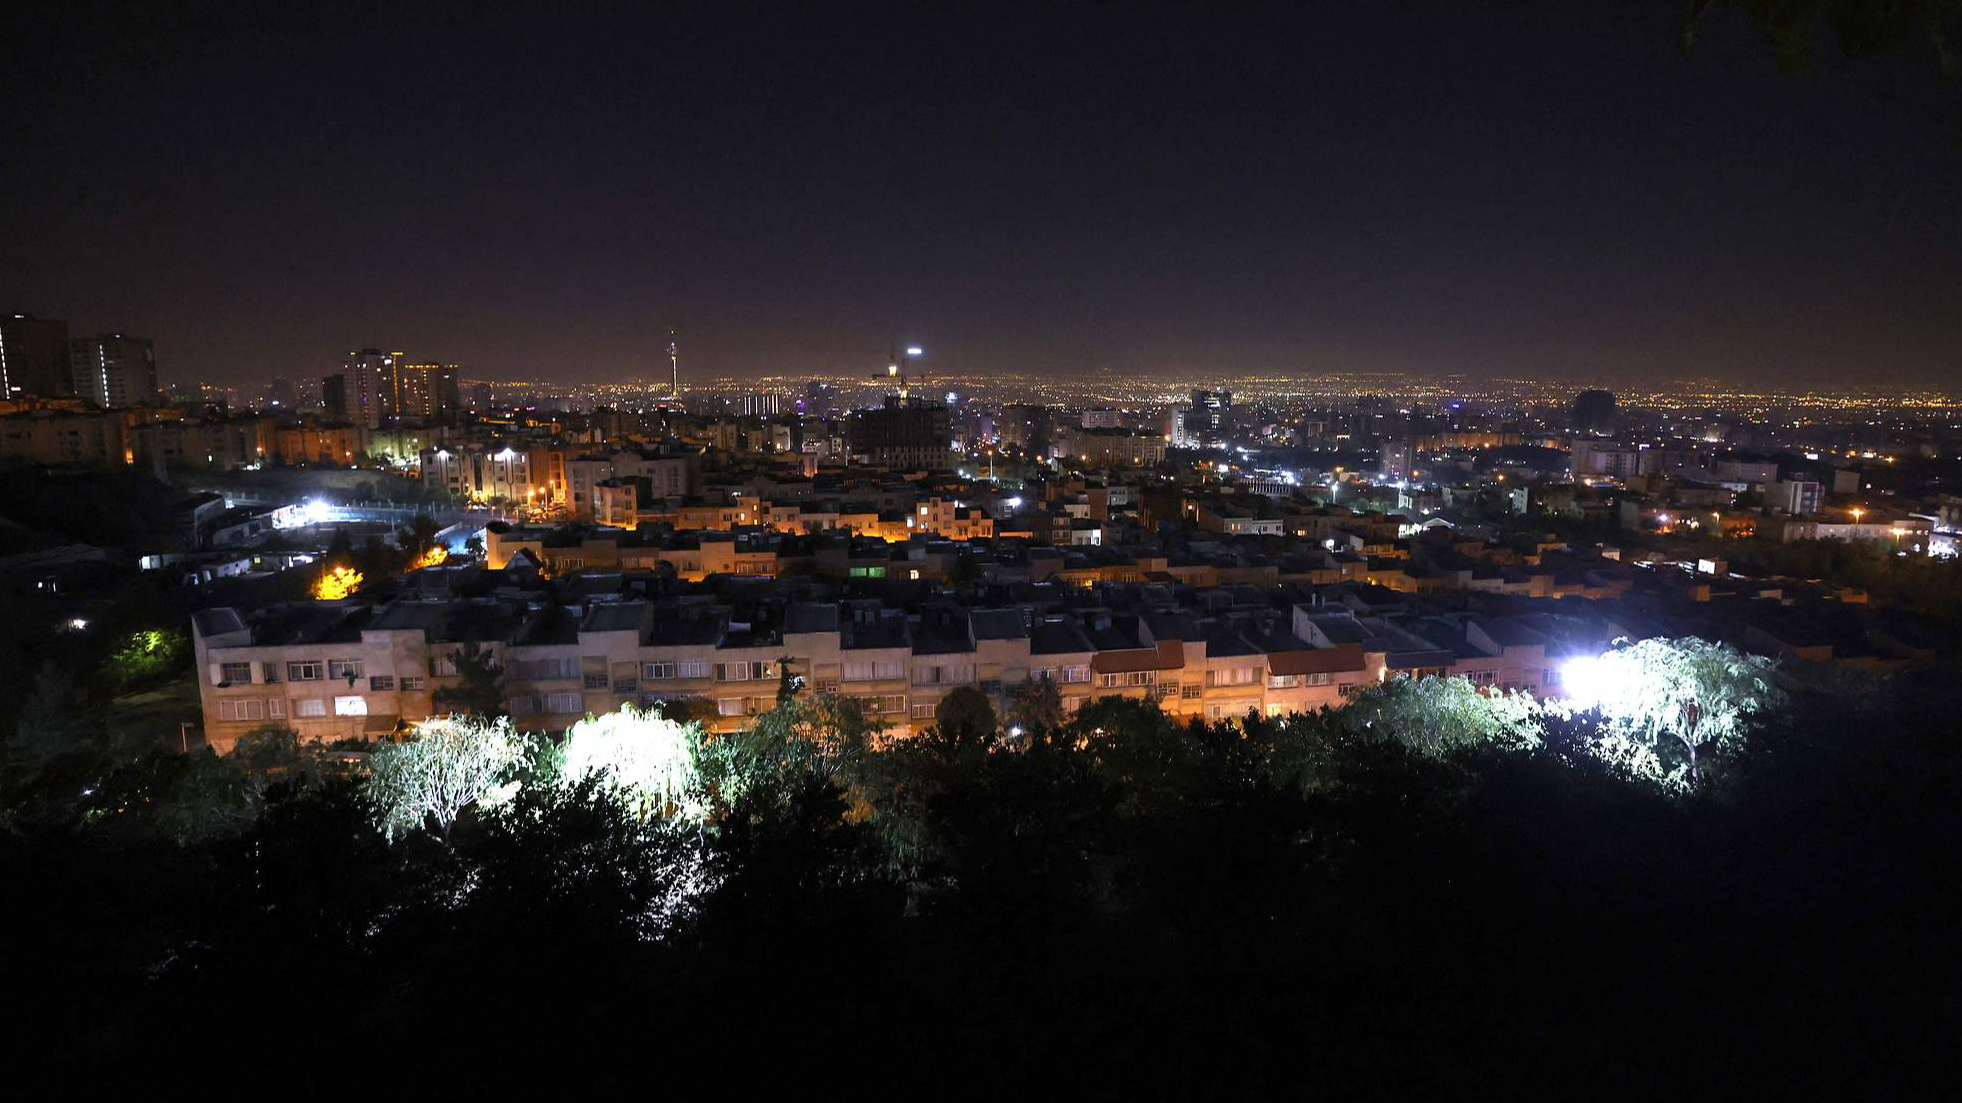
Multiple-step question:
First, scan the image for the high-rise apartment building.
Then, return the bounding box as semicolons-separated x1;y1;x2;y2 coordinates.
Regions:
70;333;159;408
342;348;398;428
1;314;75;398
1572;390;1616;436
850;395;951;469
395;362;461;423
333;350;459;426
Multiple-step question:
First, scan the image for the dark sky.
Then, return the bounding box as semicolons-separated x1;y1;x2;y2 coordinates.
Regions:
4;2;1959;388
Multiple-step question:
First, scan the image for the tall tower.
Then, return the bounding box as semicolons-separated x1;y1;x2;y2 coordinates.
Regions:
668;329;679;401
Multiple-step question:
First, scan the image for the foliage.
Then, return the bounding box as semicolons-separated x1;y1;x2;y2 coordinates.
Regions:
1335;675;1545;757
1562;637;1783;788
311;564;363;600
9;666;1959;1084
432;642;506;718
366;715;528;840
560;704;707;821
696;693;877;817
931;686;997;748
1005;676;1064;738
105;628;189;691
1682;0;1962;75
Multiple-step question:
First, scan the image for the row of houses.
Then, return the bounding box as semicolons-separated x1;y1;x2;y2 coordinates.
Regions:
190;572;1619;750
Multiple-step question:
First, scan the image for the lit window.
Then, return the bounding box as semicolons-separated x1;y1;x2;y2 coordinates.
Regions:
333;696;367;716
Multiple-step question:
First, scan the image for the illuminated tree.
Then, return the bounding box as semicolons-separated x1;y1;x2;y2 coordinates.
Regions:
1563;637;1782;790
366;714;527;840
561;704;707;821
1336;675;1544;757
312;565;363;600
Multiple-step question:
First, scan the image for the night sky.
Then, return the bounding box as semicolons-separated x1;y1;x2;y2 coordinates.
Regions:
4;3;1959;388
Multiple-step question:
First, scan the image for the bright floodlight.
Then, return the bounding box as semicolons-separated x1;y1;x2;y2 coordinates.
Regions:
1560;655;1608;708
1004;496;1023;509
906;346;923;356
300;499;335;525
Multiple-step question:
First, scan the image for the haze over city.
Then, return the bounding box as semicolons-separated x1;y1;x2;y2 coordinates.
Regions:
4;3;1959;388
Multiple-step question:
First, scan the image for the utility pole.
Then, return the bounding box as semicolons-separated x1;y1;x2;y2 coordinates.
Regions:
669;329;679;402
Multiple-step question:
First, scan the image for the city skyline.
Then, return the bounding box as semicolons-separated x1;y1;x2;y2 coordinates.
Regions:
4;5;1959;389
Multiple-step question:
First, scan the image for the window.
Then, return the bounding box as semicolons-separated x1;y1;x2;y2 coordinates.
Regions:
849;566;887;578
843;660;905;682
218;662;252;685
980;679;1003;696
543;692;581;713
369;675;395;691
333;695;367;716
643;661;677;680
268;698;286;719
584;673;610;689
294;698;328;718
878;695;907;715
327;659;364;682
717;697;745;716
1181;684;1202;699
911;703;938;719
1061;665;1091;683
287;661;323;682
677;660;710;679
431;654;460;677
1097;670;1156;688
217;699;265;722
1543;668;1563;686
1465;670;1498;686
715;662;751;681
614;677;637;693
516;658;578;680
814;679;839;695
1267;674;1302;689
1305;673;1333;687
1030;667;1056;682
399;676;426;691
1207;667;1258;688
262;661;281;683
913;664;974;686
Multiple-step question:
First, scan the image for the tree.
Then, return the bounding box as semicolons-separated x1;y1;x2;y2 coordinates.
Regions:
365;714;528;840
775;654;803;705
1564;637;1783;789
433;642;505;718
398;513;441;558
932;686;997;749
1335;675;1544;757
1682;0;1961;75
1005;676;1064;739
7;664;89;772
696;693;877;817
560;704;707;821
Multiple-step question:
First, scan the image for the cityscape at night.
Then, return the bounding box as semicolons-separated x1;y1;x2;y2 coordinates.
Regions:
3;1;1960;1089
